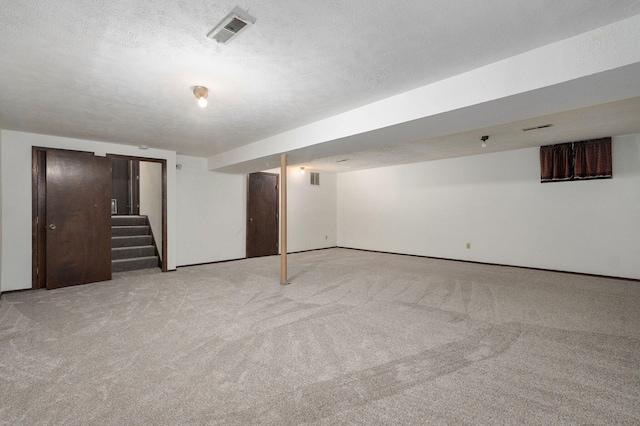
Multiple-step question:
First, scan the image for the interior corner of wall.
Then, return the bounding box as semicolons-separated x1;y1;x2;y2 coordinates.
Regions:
0;129;3;293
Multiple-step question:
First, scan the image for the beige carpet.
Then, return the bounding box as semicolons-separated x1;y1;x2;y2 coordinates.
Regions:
1;248;639;425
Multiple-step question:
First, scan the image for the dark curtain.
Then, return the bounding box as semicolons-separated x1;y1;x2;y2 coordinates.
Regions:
574;137;612;179
540;143;573;182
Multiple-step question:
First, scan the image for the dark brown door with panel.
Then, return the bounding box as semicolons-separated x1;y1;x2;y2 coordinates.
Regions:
45;149;112;289
246;172;279;258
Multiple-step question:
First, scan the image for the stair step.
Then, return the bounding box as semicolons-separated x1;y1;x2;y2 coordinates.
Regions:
111;215;148;226
112;245;156;260
112;235;153;248
112;225;150;237
112;256;159;273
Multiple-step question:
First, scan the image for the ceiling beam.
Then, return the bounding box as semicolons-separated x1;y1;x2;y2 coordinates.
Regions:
208;14;640;174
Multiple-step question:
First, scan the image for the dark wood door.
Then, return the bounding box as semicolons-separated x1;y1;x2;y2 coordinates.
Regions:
46;150;112;289
246;172;279;258
111;158;129;215
130;160;140;215
111;158;140;215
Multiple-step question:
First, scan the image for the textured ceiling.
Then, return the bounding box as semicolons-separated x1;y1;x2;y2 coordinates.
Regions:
303;97;640;173
2;0;640;164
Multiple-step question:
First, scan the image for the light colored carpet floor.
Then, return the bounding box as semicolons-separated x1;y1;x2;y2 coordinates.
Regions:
1;248;639;425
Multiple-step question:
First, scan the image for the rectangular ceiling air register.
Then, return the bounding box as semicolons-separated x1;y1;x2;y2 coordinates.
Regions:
207;7;256;44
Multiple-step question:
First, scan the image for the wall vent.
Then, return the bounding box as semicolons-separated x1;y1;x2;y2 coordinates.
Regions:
310;172;320;186
207;7;256;44
523;123;553;132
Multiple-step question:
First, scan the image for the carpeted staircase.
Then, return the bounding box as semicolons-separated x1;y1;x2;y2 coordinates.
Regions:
111;215;160;272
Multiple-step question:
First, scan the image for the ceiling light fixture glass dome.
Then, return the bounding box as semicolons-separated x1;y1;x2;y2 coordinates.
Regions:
193;86;209;108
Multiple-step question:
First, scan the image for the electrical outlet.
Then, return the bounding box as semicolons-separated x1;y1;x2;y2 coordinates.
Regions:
466;243;471;249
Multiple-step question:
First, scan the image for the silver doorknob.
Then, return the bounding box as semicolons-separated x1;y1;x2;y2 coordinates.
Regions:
48;224;56;230
249;218;253;222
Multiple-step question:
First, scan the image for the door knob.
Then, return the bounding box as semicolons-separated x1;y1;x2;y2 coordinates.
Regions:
48;224;56;230
249;218;253;222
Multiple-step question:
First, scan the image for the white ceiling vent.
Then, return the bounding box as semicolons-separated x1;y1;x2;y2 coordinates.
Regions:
207;7;256;44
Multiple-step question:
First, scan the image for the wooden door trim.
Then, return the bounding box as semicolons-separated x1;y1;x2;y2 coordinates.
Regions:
161;161;168;272
130;160;140;215
31;148;38;289
32;148;45;289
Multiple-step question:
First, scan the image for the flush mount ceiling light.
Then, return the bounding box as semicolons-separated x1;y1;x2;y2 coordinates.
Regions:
193;86;208;108
207;7;256;44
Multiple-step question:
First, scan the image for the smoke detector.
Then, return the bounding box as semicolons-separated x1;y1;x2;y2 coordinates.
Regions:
207;7;256;44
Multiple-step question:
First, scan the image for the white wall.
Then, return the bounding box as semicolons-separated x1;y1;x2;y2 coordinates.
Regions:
175;155;245;266
0;130;177;292
139;161;163;259
338;133;640;279
262;168;338;253
175;158;336;265
288;169;337;252
0;129;3;291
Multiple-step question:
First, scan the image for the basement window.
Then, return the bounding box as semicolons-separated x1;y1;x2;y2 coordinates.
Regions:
310;172;320;186
540;137;612;183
